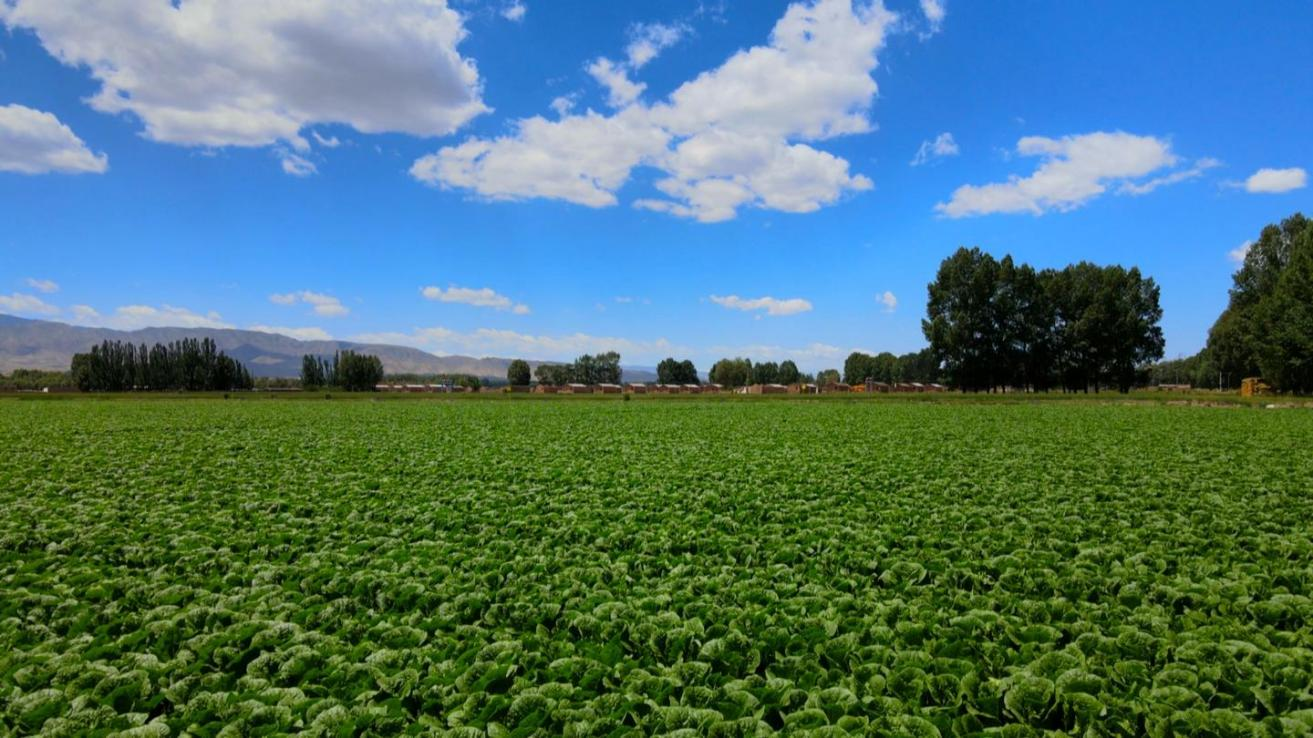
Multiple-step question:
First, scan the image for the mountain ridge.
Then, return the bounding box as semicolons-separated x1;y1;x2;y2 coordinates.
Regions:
0;314;659;381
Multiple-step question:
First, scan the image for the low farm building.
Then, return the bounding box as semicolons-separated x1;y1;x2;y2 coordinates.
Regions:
624;383;647;393
560;383;593;394
820;382;850;394
702;383;723;393
596;383;622;394
533;384;558;394
746;383;788;394
788;383;818;394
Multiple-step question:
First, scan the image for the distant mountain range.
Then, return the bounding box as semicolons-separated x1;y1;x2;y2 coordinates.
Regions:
0;315;659;382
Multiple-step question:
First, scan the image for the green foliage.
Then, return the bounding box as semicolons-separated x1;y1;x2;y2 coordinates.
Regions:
71;338;252;391
2;399;1311;736
506;359;531;386
658;357;700;385
0;369;72;391
534;352;623;386
924;248;1164;392
302;350;385;391
1204;213;1313;393
710;357;753;388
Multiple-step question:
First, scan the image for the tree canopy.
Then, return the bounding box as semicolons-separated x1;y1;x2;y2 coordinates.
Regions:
656;357;699;384
301;351;384;391
71;338;253;392
923;247;1163;392
533;352;623;386
1204;213;1313;393
506;359;531;386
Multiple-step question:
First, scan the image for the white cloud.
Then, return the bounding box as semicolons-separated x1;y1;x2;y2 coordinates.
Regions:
0;104;107;174
279;151;317;177
705;341;848;366
626;21;687;68
549;95;577;117
919;0;945;33
311;131;340;148
937;131;1193;217
412;0;892;222
25;278;59;293
910;132;958;166
502;1;526;22
269;290;349;317
248;324;333;341
421;285;530;314
587;57;647;109
1117;157;1220;195
72;304;233;330
1228;240;1253;264
1243;167;1306;194
0;292;59;315
877;290;897;312
354;326;682;362
1;0;486;161
710;294;813;316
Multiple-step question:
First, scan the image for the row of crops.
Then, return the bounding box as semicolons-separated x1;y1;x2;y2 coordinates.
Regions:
2;399;1311;736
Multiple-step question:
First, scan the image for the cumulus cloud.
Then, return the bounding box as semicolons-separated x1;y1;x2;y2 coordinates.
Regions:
421;285;530;314
279;151;318;177
910;132;957;166
25;278;59;293
1229;240;1253;264
0;0;486;163
502;1;526;22
710;294;813;316
0;104;107;174
919;0;945;33
248;324;333;341
1243;167;1306;194
936;131;1205;218
1118;157;1220;196
72;304;233;330
587;57;646;109
0;292;60;316
412;0;892;222
705;341;849;366
877;290;897;312
353;326;682;362
626;21;687;68
269;290;349;317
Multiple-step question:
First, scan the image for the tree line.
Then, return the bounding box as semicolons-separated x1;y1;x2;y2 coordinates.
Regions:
924;248;1164;393
842;348;939;385
387;372;483;389
532;352;622;386
300;351;385;391
70;338;253;392
1196;213;1313;394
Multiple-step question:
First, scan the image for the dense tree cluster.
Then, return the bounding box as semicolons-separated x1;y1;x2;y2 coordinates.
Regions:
71;338;253;392
300;351;385;391
708;357;753;388
0;369;72;391
506;359;531;386
656;357;699;384
1203;213;1313;394
707;357;807;387
841;348;939;385
533;352;622;386
924;248;1164;393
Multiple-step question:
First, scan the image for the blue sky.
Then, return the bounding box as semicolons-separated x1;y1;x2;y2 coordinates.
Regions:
1;0;1309;371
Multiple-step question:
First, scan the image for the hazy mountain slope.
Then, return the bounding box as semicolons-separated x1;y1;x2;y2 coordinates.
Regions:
0;314;659;381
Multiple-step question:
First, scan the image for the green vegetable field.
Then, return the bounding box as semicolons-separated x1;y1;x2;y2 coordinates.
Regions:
2;398;1312;737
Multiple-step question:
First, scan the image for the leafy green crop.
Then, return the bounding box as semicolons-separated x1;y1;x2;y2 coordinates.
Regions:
2;399;1312;736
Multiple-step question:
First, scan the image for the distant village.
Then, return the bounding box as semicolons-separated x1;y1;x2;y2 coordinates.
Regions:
373;379;949;395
